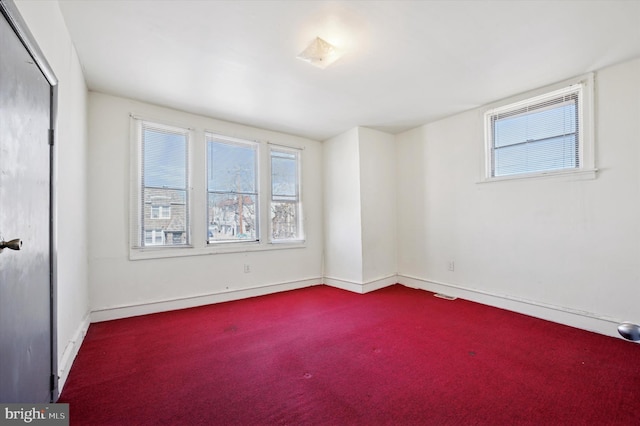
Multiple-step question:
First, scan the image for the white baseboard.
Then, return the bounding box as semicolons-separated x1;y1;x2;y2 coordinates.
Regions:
398;274;627;340
362;275;398;293
57;312;91;393
323;277;364;293
324;275;398;294
90;278;322;322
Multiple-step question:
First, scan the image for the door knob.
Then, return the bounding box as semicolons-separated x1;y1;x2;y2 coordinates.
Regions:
0;239;22;252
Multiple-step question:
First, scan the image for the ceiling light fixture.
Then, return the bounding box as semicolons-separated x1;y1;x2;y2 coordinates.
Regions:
296;37;342;69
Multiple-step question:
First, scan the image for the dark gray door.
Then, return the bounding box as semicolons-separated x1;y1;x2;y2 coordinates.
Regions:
0;8;53;403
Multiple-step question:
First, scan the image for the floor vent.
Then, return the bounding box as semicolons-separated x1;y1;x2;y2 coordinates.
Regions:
434;293;457;301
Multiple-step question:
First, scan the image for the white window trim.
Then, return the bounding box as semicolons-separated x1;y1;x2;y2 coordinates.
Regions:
268;144;305;244
128;119;307;260
480;73;597;183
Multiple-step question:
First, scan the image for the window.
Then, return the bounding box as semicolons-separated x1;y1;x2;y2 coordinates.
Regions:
270;146;302;242
150;205;171;219
207;134;259;243
484;77;594;180
130;117;306;259
145;229;165;245
133;119;189;248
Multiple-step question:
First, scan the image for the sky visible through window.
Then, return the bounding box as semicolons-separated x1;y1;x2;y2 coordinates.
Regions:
208;141;256;192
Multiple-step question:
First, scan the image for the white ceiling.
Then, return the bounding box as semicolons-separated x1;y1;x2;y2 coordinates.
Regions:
57;0;640;141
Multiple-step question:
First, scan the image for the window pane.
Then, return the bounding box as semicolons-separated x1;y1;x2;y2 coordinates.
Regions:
208;193;257;242
143;127;187;189
271;151;297;199
271;201;299;240
143;188;188;245
270;148;301;241
207;136;259;243
494;101;577;148
494;135;577;176
208;140;257;193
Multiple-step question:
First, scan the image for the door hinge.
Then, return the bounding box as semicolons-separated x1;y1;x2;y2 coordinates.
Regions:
48;128;54;146
50;373;58;391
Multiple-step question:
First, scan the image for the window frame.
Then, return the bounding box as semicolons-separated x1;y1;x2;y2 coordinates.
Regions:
269;144;304;243
482;73;596;182
129;115;308;260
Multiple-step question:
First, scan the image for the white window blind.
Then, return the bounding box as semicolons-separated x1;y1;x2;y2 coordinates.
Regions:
135;120;189;247
487;84;582;178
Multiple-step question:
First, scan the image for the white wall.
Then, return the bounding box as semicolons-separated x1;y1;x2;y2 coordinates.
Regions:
359;127;397;285
323;128;363;286
87;92;323;320
397;58;640;337
14;0;91;390
323;127;397;292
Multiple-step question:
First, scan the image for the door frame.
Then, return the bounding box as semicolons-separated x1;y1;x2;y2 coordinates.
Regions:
0;0;59;402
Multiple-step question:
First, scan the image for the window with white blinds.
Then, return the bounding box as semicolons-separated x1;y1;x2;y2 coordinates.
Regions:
133;119;190;248
485;82;589;179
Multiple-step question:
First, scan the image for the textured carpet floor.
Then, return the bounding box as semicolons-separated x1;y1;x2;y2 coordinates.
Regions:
60;284;640;425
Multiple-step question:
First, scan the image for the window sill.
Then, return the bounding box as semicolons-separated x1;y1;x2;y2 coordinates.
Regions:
478;168;598;184
129;240;306;261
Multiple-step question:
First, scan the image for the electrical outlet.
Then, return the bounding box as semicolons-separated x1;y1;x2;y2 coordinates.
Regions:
244;264;251;273
448;261;455;272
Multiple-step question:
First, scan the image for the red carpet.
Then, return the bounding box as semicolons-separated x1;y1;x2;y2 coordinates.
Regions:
60;284;640;425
